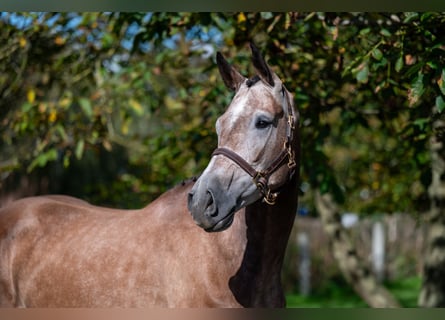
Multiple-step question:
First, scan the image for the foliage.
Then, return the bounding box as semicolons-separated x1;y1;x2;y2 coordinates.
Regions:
0;13;122;186
1;12;444;214
0;13;223;206
286;276;421;308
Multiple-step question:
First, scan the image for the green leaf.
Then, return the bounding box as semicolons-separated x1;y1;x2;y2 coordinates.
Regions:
413;118;429;130
408;72;424;106
21;102;33;112
395;56;403;73
427;60;439;70
55;124;68;141
371;48;383;61
436;95;445;113
380;28;391;37
420;12;436;22
27;149;58;172
75;139;85;159
403;12;419;23
359;28;371;36
79;98;93;119
355;64;369;83
63;154;70;168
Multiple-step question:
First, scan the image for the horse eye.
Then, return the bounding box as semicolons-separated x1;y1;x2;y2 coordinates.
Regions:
255;119;272;129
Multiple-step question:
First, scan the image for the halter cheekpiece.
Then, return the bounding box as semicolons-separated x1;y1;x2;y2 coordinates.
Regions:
211;85;297;205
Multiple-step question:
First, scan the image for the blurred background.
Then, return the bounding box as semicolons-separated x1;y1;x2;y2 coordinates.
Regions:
1;12;444;307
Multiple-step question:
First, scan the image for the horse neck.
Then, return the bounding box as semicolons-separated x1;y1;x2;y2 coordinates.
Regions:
229;173;299;307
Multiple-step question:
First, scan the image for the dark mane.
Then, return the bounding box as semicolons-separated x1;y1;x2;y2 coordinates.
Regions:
246;75;260;87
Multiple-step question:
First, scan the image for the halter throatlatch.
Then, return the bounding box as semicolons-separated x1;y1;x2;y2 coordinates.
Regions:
211;85;297;205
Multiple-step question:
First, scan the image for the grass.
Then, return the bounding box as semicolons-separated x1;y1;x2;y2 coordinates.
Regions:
286;276;422;308
385;276;422;307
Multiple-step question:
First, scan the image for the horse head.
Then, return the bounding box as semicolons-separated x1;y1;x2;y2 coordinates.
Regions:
188;43;298;232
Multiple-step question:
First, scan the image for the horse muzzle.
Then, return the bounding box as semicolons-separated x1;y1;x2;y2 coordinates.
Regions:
187;181;238;232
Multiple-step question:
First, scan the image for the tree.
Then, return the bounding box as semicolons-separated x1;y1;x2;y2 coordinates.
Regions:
315;190;400;307
0;12;126;202
419;109;445;306
0;13;224;207
326;12;445;307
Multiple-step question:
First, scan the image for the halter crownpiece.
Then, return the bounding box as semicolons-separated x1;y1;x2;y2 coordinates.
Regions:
211;85;297;205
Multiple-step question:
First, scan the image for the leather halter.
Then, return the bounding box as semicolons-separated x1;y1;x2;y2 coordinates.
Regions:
212;85;297;205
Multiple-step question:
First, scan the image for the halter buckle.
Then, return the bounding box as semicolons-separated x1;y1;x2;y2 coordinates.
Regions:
283;141;296;170
253;171;277;205
253;171;267;190
287;149;296;170
287;114;295;130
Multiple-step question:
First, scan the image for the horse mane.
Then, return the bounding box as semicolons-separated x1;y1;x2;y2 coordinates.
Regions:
180;176;199;187
246;75;260;87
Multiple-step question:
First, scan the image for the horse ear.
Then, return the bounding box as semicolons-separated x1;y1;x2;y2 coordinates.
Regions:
250;42;275;87
216;52;245;91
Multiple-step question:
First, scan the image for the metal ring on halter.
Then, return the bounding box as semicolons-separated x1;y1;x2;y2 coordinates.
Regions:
263;189;278;205
287;149;296;169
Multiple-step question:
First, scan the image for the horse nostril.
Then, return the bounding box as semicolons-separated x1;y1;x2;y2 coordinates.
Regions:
206;191;214;208
188;189;218;218
206;190;219;217
188;192;194;204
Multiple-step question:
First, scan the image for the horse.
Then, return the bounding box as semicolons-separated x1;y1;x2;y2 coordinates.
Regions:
0;43;300;308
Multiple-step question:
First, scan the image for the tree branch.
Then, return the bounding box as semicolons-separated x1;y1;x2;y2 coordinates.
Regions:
315;190;401;308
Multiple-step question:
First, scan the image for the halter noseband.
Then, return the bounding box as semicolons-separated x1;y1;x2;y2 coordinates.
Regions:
211;85;297;205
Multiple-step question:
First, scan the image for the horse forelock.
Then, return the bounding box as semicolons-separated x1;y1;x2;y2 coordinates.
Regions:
246;75;260;87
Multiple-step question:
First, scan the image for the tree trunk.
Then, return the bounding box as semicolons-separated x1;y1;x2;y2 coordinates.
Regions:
315;190;401;308
418;114;445;307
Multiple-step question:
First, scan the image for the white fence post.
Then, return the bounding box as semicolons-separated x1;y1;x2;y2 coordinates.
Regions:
371;220;386;283
297;232;311;296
